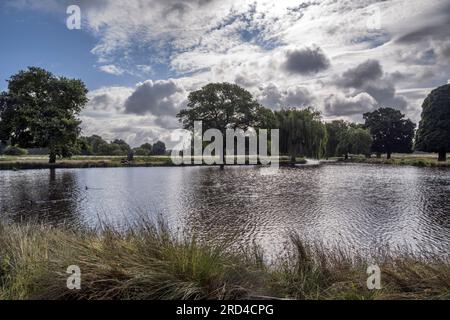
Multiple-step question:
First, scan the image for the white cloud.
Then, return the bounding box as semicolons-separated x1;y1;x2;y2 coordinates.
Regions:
12;0;450;142
98;64;125;75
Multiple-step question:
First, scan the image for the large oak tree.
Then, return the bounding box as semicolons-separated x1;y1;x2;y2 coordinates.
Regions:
0;67;88;163
363;107;415;159
177;83;260;167
415;84;450;162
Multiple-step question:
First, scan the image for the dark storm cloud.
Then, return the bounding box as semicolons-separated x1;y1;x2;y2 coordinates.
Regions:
283;47;330;75
364;83;408;110
337;59;383;88
335;59;408;111
124;80;183;116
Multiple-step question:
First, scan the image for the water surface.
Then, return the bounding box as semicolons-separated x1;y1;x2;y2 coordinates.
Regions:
0;164;449;257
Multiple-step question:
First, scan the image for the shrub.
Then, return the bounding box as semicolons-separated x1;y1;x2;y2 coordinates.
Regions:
3;146;28;156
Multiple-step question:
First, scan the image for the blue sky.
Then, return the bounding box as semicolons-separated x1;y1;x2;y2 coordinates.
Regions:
1;0;449;147
0;5;153;91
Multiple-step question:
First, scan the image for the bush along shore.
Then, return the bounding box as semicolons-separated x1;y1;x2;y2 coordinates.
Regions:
0;221;448;300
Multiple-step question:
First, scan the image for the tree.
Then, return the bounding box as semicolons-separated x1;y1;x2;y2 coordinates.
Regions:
177;83;260;167
363;107;415;159
0;67;88;163
140;143;153;154
415;84;450;161
275;108;328;161
112;139;131;155
336;127;372;160
152;141;166;155
325;120;349;158
133;143;153;156
86;135;108;155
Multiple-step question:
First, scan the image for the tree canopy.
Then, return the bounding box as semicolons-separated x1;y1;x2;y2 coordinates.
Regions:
336;127;372;159
0;67;88;163
363;107;415;159
325;120;349;158
415;84;450;161
177;83;260;133
152;141;166;155
275;108;327;160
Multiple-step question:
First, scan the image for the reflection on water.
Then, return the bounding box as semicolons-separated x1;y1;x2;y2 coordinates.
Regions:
0;164;449;256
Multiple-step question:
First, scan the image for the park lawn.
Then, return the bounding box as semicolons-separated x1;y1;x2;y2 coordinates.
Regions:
344;153;450;167
0;155;174;170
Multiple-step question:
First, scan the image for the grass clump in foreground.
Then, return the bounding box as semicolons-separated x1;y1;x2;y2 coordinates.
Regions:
0;222;449;300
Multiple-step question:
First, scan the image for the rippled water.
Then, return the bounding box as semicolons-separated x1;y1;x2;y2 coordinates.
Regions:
0;164;449;256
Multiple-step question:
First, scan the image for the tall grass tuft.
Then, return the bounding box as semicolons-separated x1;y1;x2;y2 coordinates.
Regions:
0;222;448;300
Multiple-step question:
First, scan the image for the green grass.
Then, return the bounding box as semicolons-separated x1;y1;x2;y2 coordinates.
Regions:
0;221;448;300
0;155;174;170
342;154;450;168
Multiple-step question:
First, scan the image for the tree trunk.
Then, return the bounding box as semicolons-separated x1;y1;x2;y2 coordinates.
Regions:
345;153;349;160
438;150;447;162
376;153;381;159
290;155;296;164
49;151;56;164
220;142;226;170
387;152;392;160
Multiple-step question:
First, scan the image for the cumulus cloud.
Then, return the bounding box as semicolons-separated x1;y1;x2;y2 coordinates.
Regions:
324;92;377;117
283;47;330;75
124;80;186;116
334;59;408;111
258;83;313;109
83;87;133;116
336;60;383;88
11;0;450;139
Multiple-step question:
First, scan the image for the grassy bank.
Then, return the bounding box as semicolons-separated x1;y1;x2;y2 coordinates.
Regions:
0;155;174;170
342;154;450;168
0;155;306;170
0;222;448;300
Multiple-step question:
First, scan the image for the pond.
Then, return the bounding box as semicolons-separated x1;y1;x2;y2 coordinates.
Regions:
0;164;449;257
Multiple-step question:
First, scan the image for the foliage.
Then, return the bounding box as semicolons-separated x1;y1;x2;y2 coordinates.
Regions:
275;108;328;160
177;83;260;134
363;107;415;159
255;107;278;129
133;148;151;156
78;135;132;156
336;127;372;158
141;143;153;154
0;67;88;163
152;141;166;156
415;84;450;161
325;120;349;158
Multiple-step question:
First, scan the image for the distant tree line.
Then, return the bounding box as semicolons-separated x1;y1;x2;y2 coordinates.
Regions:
0;67;449;163
78;135;167;156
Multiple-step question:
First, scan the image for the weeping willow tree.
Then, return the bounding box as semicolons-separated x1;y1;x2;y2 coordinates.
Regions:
275;108;328;161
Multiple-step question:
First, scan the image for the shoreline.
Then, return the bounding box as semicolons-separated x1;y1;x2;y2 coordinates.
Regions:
341;156;450;168
0;155;449;170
